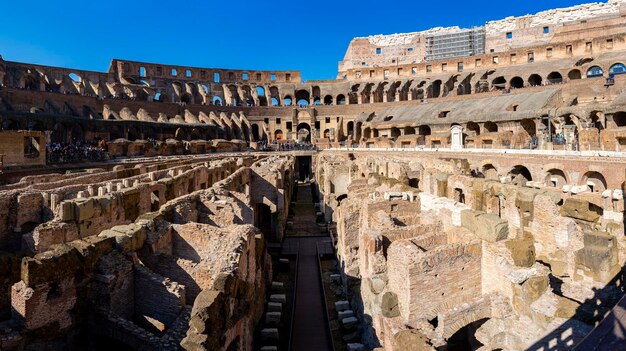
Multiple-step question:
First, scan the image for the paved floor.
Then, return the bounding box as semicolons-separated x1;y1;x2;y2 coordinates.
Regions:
287;183;333;351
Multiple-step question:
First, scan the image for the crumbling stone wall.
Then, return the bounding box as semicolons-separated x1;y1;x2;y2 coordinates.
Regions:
320;151;626;350
0;154;293;351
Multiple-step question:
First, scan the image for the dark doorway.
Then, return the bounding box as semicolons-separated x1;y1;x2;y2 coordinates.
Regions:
256;204;273;239
297;156;312;181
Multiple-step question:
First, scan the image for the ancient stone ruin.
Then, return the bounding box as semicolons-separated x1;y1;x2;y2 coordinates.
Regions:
2;0;626;350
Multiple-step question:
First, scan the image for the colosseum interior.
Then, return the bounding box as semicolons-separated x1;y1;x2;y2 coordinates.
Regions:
2;1;626;350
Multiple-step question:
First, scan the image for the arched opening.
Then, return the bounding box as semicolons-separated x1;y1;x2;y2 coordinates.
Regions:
337;194;348;205
347;121;355;138
274;129;284;140
284;96;293;106
313;96;321;105
151;191;160;212
591;111;605;130
390;127;401;139
68;73;81;83
447;318;490;351
466;122;480;136
454;188;466;204
587;66;604;78
509;165;532;186
336;94;346;105
510;76;524;89
492;76;507;90
418;125;431;136
212;96;222;106
23;75;39;91
427;80;442;98
324;95;334;105
70;124;84;143
547;72;563;84
355;122;363;141
408;178;419;189
175;128;189;141
528;74;543;86
271;97;279;106
256;86;267;106
613;112;626;127
127;126;140;141
609;63;626;76
296;123;311;143
404;126;416;135
50;123;66;143
180;93;192;104
295;90;310;107
323;129;331;138
255;204;273;238
520;118;536;137
363;127;371;139
545;169;567;188
568;69;582;80
482;164;498;180
252;124;260;141
583;171;607;193
484;121;498;133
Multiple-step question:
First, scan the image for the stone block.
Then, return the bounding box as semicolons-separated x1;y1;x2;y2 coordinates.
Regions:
271;281;284;291
461;210;508;242
335;300;350;312
505;234;536;268
59;201;74;222
576;231;619;282
393;330;432;351
75;199;95;221
265;312;281;324
342;316;358;329
261;328;279;341
560;199;600;222
347;343;365;351
269;294;286;303
267;302;282;313
381;291;400;318
338;310;355;319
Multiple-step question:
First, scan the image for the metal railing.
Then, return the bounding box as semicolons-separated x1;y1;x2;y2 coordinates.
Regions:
316;242;337;351
287;243;300;351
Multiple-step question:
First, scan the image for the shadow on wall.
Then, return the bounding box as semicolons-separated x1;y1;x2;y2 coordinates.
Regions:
527;267;626;351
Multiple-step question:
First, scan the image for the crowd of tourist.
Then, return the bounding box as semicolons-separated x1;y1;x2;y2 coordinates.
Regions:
265;141;317;151
46;140;109;163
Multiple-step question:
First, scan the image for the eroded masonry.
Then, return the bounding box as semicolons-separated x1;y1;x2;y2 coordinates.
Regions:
2;0;626;350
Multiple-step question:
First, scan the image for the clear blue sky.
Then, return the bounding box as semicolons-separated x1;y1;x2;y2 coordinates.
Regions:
0;0;594;81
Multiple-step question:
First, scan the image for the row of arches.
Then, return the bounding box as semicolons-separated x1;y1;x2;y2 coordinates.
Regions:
478;164;609;193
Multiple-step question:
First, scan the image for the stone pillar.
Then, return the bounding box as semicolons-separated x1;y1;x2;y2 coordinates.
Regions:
50;193;60;213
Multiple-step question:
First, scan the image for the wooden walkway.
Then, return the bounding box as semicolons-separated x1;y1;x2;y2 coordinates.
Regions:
287;183;333;351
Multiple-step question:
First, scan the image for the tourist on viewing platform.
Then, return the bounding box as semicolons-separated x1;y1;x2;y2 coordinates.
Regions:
46;140;108;163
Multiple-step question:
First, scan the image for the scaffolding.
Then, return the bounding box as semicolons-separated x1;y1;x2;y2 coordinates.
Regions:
425;27;485;62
